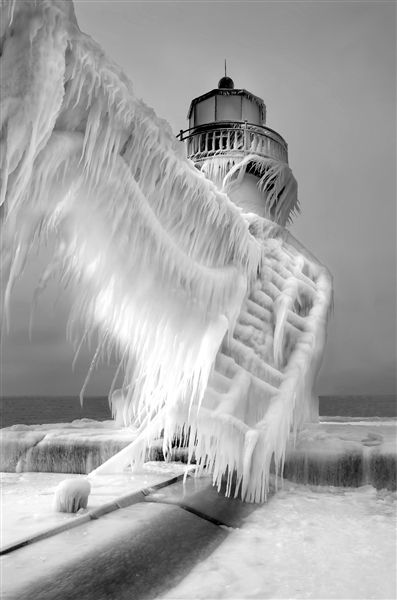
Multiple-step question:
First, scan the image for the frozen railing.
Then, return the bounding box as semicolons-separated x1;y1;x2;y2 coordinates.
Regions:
177;121;289;164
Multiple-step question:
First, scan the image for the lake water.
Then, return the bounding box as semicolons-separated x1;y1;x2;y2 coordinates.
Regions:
0;396;112;428
0;395;395;428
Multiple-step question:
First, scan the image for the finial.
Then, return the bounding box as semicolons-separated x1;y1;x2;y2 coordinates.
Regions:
218;60;234;90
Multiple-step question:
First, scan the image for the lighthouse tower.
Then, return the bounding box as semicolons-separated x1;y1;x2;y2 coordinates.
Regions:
179;73;298;226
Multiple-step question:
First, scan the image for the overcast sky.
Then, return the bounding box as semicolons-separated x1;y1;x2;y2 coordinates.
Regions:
1;0;396;397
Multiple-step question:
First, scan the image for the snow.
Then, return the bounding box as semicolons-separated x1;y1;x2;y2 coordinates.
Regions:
3;471;394;599
2;465;395;599
288;421;397;453
2;419;395;495
1;462;189;549
161;482;397;600
0;419;137;473
0;0;332;502
54;478;91;512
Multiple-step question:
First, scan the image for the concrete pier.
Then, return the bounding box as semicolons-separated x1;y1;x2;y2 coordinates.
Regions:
1;420;395;490
283;421;396;490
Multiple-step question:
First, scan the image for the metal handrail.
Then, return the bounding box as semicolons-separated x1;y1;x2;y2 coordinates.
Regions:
177;120;288;164
177;121;288;150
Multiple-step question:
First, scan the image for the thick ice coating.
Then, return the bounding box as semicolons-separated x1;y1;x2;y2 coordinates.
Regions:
54;478;91;513
0;0;332;502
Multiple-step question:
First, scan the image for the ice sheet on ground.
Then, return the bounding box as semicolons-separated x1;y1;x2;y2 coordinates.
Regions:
289;422;397;455
320;417;397;424
0;462;188;549
5;419;123;432
2;419;136;443
160;482;397;600
0;420;140;473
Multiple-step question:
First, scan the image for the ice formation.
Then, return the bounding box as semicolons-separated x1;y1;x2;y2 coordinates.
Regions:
54;478;91;513
201;154;299;227
0;0;332;502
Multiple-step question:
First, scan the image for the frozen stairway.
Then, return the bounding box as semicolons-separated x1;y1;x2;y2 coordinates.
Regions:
198;225;332;501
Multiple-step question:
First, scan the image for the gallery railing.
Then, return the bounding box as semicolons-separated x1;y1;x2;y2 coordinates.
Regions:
177;121;288;164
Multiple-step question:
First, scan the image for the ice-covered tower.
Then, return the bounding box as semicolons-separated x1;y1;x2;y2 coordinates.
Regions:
0;0;332;503
178;73;298;226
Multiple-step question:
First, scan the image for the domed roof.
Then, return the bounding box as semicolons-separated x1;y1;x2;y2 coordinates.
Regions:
218;76;234;89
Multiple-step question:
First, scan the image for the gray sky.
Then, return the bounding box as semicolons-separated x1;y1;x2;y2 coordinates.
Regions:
2;1;396;396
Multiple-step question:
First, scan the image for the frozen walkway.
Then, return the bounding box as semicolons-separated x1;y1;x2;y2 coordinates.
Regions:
1;469;255;600
1;468;395;600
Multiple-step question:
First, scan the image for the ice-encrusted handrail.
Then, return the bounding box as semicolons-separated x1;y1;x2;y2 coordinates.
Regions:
178;121;289;164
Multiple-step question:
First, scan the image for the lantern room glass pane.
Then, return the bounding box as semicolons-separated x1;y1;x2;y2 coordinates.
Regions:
216;94;242;122
195;96;216;126
242;97;261;125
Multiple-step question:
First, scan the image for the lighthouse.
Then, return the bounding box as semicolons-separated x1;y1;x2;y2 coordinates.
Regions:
178;72;298;226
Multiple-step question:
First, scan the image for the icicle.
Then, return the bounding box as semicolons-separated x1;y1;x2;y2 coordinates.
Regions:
221;155;299;226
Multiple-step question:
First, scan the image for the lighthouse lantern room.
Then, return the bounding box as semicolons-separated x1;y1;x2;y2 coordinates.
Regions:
178;73;298;226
